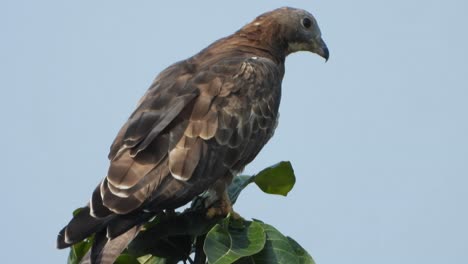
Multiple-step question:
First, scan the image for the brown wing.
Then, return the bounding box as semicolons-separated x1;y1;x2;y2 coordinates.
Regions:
92;60;200;216
209;56;283;171
94;55;282;217
59;55;283;250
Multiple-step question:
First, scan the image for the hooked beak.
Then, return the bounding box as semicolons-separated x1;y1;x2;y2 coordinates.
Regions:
314;37;329;61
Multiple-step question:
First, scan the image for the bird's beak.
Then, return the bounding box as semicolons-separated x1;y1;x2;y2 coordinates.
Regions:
313;37;329;61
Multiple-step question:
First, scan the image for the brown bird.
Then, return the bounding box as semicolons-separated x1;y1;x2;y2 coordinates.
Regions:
57;6;328;263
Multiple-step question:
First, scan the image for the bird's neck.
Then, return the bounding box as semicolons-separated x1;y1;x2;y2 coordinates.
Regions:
234;19;289;63
194;29;287;66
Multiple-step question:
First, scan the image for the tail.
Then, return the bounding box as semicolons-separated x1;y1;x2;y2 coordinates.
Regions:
79;226;140;264
57;206;152;264
57;206;110;249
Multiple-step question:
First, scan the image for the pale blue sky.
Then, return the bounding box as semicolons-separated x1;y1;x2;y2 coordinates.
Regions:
1;0;467;263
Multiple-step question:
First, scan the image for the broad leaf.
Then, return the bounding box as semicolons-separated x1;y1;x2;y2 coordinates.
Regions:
114;253;140;264
137;254;168;264
67;233;93;264
235;223;300;264
204;217;266;264
65;162;311;264
228;175;254;204
287;237;316;264
254;161;296;196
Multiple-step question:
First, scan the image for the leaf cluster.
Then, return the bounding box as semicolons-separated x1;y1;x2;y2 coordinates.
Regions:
68;162;315;264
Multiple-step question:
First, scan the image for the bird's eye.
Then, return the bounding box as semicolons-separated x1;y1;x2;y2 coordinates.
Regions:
302;17;312;29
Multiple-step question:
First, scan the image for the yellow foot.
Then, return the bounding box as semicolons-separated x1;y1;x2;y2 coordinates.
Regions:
206;207;243;221
206;198;232;219
206;207;222;219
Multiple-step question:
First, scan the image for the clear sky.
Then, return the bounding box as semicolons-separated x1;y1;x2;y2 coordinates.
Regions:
2;0;467;263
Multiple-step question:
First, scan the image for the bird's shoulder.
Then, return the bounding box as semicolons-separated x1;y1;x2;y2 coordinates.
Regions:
108;55;282;160
192;54;284;99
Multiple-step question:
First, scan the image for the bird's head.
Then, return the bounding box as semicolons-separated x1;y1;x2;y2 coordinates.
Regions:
241;7;329;61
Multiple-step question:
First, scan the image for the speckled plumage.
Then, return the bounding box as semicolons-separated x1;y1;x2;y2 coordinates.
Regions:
57;7;328;264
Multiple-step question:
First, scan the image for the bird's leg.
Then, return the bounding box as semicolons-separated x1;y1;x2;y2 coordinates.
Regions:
206;173;240;219
206;189;232;218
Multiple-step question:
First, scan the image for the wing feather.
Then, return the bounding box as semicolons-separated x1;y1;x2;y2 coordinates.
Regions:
107;133;169;190
135;93;197;154
101;178;144;214
168;136;202;181
59;55;284;259
199;110;218;139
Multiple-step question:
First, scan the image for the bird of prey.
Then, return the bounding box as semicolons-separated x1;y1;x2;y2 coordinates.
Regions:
57;7;328;263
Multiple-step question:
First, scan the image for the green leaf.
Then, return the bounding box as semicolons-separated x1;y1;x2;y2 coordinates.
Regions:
286;237;316;264
255;223;299;264
253;161;296;196
114;253;140;264
228;175;254;204
67;235;94;264
204;217;266;264
235;223;316;264
235;223;299;264
137;254;168;264
65;162;308;264
72;207;84;217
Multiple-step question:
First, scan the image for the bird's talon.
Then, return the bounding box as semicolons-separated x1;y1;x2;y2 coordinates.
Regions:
206;197;233;219
206;207;220;219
